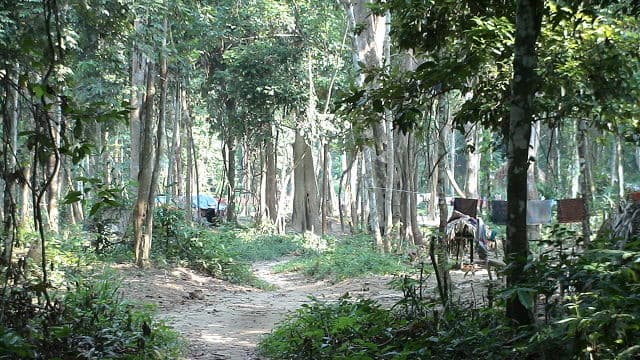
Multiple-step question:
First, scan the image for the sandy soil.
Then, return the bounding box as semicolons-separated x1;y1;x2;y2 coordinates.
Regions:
118;259;495;360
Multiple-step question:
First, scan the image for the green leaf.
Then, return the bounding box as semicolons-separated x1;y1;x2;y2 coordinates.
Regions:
516;288;536;311
62;191;83;204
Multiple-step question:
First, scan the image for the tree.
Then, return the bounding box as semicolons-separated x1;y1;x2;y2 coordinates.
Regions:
505;0;543;325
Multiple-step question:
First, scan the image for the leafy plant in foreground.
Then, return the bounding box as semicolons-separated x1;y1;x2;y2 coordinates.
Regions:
0;274;184;359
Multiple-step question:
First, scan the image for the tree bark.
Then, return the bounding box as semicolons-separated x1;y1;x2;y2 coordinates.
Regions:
321;141;329;235
133;61;156;268
615;137;624;199
2;65;19;262
436;94;451;305
45;102;62;234
166;83;182;200
464;124;481;198
506;0;542;326
265;127;278;224
130;18;145;182
225;133;237;224
364;146;383;250
577;119;591;247
292;128;320;233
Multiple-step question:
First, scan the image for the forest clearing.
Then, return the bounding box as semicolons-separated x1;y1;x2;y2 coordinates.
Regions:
2;0;640;359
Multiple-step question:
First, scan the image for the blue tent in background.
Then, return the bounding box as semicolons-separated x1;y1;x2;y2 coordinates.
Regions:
191;194;226;210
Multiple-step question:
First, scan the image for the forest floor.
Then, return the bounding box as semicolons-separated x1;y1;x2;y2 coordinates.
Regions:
118;258;495;359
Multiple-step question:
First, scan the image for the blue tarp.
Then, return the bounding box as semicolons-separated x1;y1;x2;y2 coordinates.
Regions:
191;194;226;211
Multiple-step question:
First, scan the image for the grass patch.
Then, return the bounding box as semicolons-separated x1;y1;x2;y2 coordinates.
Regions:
231;230;307;262
273;234;411;283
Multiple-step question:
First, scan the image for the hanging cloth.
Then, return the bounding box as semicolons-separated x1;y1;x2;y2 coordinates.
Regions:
527;200;554;225
454;198;478;218
557;198;586;223
491;200;508;225
628;192;640;203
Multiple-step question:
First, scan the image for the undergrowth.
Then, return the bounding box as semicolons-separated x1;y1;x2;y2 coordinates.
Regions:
273;234;411;283
1;233;184;359
149;205;307;288
259;227;640;359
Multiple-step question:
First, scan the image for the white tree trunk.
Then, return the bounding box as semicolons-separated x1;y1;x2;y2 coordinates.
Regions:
364;146;383;249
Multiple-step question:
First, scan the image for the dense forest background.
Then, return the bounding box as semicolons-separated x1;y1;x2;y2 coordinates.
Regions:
2;0;640;359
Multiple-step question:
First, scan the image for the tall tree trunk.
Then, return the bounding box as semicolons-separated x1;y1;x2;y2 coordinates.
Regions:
2;65;19;262
359;151;368;231
408;135;423;246
130;19;145;182
345;150;359;233
464;124;481;198
166;83;182;200
615;136;624;199
346;0;389;239
436;94;451;305
527;120;541;241
506;0;542;326
364;146;383;249
292;128;320;233
265;127;278;224
45;102;62;233
321;140;329;236
258;146;269;225
382;116;393;252
133;62;156;268
577;119;591;247
225;133;237;224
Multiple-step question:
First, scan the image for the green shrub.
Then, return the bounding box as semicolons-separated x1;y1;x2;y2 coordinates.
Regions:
258;295;395;359
0;275;184;359
259;279;525;359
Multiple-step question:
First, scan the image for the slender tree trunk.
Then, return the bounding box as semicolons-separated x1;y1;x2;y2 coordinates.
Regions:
436;95;451;305
185;123;193;222
616;137;624;199
225;133;237;224
130;19;145;182
408;135;423;245
359;152;368;231
258;146;268;225
527;120;541;241
364;146;383;249
464;124;481;198
347;150;359;232
166;83;182;200
506;0;542;326
382;115;393;252
577;119;591;247
45;102;62;233
2;65;19;262
322;140;329;236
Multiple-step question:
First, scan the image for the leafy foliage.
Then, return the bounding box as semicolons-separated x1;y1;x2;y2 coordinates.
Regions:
259;274;522;359
150;206;306;288
260;226;640;359
0;271;183;359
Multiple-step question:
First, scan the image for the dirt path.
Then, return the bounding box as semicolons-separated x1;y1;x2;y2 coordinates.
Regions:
119;260;493;359
118;259;404;359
